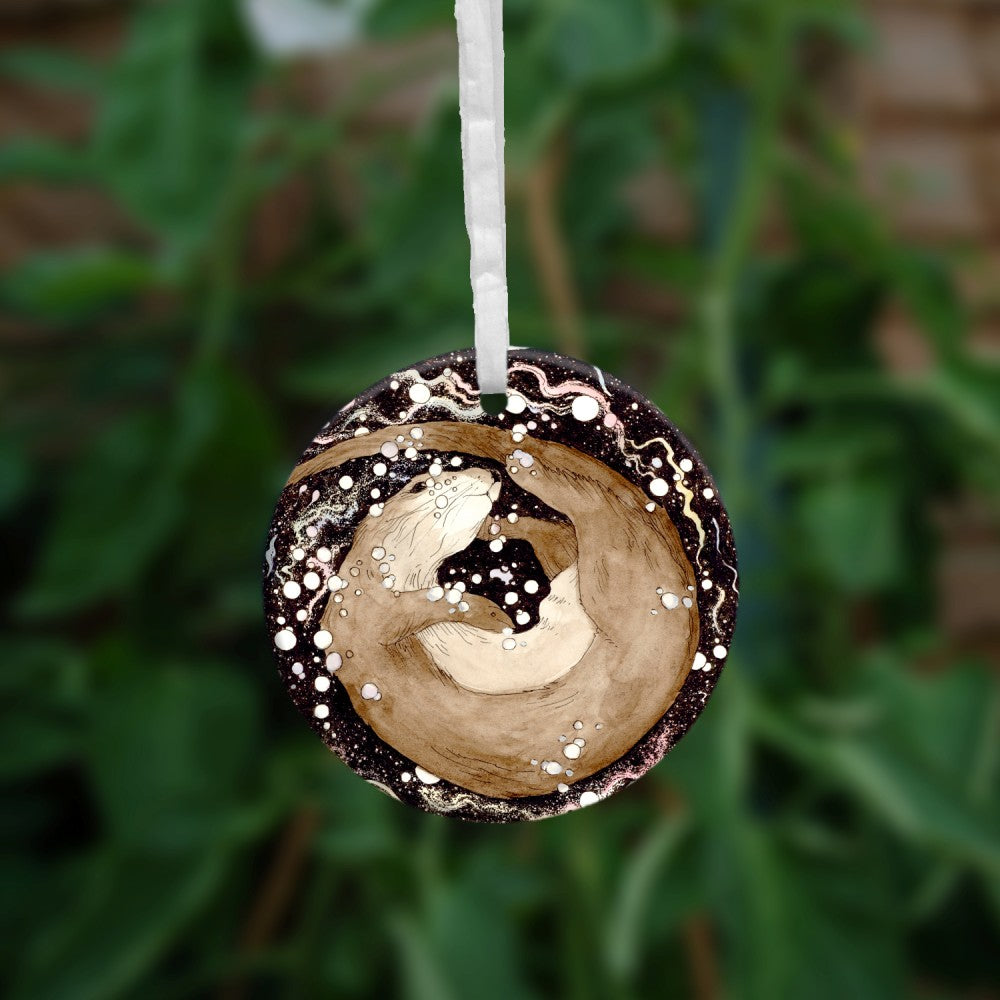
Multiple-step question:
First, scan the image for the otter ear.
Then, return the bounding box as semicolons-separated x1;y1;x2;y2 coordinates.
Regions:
391;592;513;640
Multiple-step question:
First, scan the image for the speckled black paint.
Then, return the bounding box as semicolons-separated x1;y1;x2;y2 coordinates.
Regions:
264;349;738;821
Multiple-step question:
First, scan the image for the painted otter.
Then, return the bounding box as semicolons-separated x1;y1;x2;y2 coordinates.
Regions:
291;421;698;799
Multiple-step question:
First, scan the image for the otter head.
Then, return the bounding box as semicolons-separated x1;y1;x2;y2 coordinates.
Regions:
357;466;500;591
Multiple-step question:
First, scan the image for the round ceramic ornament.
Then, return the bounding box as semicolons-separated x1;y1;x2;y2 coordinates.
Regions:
263;349;738;821
263;1;737;819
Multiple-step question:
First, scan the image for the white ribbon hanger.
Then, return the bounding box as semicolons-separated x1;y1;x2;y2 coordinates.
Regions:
455;0;509;401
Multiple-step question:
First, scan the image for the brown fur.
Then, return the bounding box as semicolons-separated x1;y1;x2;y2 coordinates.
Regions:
292;422;698;798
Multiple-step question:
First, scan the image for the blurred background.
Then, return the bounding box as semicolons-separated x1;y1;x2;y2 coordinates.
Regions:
2;0;999;997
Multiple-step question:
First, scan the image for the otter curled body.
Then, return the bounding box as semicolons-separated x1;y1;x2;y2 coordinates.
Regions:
290;422;699;799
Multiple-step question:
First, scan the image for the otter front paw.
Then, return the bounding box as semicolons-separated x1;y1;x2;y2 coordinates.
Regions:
455;594;514;633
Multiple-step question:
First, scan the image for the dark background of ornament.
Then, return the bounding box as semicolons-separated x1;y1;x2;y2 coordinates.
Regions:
2;0;999;997
266;350;736;820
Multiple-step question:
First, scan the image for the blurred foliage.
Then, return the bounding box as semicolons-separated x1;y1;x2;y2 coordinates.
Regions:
2;0;999;998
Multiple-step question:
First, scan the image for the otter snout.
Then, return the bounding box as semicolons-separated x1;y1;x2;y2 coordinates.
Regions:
453;467;496;496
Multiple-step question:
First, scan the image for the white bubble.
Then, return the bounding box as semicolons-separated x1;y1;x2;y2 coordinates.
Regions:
291;662;304;676
415;766;439;784
409;382;431;404
372;547;385;560
563;743;581;760
316;547;332;562
380;442;398;459
303;572;321;590
504;592;518;605
682;597;693;608
524;579;539;595
326;652;342;671
427;586;444;602
713;645;728;659
579;791;599;808
649;478;668;497
328;575;344;591
573;721;583;730
446;589;462;605
571;395;600;422
282;581;301;599
489;539;504;553
661;592;679;610
557;783;569;793
274;629;296;650
314;675;330;692
373;462;388;476
339;475;353;490
703;488;715;500
506;393;527;414
516;610;530;625
680;458;694;472
361;682;380;700
313;630;333;649
544;761;562;775
411;427;423;439
401;772;411;782
292;547;305;561
702;579;713;590
692;651;707;671
314;704;329;719
502;637;517;650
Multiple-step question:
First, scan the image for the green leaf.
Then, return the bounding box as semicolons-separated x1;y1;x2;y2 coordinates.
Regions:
87;661;259;849
0;47;105;92
605;815;689;983
0;437;30;517
717;822;905;1000
392;859;541;1000
0;138;94;183
366;0;451;37
890;249;966;359
797;475;903;592
0;640;86;781
0;248;154;321
12;848;229;1000
92;0;256;249
753;695;1000;875
18;409;179;616
542;0;673;87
